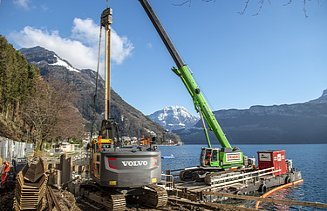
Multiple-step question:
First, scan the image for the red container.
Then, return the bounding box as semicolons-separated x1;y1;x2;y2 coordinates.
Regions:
257;150;288;176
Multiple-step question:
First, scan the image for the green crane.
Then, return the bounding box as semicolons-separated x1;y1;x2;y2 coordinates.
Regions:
139;0;244;171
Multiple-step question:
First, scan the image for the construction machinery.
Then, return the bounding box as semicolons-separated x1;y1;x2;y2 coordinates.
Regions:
139;136;152;146
80;5;167;210
139;0;246;181
81;1;302;209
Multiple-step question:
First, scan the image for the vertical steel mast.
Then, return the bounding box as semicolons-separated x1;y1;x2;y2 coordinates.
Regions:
101;7;113;120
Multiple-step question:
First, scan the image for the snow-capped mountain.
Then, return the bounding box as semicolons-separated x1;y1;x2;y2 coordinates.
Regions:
148;106;199;131
49;55;80;72
20;46;80;72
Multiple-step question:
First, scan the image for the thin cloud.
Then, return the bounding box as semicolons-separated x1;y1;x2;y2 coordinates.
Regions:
9;18;134;73
13;0;30;10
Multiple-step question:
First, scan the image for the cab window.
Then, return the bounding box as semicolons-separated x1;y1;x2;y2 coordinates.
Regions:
211;150;218;162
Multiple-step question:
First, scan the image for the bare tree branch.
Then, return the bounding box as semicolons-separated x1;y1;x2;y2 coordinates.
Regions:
252;0;265;16
172;0;315;17
172;0;191;7
239;0;251;15
22;78;84;150
172;0;216;7
283;0;292;6
303;0;309;18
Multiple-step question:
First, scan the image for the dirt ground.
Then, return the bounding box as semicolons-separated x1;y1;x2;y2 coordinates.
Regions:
0;188;14;211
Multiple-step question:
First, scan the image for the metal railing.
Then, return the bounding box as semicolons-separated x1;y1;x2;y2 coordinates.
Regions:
209;167;279;187
161;171;174;190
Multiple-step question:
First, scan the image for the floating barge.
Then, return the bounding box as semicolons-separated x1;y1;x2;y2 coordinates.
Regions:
162;150;303;207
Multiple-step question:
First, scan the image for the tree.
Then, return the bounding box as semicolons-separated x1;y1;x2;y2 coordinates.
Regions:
22;78;85;150
0;35;39;123
50;80;85;143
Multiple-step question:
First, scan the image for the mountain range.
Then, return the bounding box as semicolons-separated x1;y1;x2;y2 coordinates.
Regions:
19;46;326;145
20;46;180;143
172;90;327;144
148;106;199;131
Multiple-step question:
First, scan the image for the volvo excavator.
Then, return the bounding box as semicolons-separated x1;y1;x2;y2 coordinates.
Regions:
139;0;248;181
80;3;167;210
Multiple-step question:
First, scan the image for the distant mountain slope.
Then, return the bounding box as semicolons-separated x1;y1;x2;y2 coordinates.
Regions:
308;89;327;104
174;90;327;144
20;46;180;143
148;106;199;131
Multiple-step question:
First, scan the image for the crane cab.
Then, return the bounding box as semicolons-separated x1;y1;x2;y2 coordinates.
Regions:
200;147;244;169
200;148;219;167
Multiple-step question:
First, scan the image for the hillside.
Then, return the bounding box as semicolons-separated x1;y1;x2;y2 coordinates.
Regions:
174;90;327;144
20;46;180;143
0;36;39;140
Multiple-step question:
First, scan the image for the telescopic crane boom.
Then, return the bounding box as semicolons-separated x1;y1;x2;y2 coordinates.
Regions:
139;0;231;149
139;0;244;170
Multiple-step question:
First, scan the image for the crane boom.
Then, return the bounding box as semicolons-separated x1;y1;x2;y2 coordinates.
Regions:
139;0;232;149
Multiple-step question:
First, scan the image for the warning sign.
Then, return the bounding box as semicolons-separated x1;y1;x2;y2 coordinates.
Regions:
226;153;242;162
259;153;271;162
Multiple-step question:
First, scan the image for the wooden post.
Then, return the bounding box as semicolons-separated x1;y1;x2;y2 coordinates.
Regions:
60;154;72;185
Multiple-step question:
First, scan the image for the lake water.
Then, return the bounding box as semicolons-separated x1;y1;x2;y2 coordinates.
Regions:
159;144;327;207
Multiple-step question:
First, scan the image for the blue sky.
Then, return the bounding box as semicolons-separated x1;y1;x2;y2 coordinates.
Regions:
0;0;326;115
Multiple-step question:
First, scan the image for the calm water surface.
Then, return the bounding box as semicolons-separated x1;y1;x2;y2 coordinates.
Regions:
159;144;327;207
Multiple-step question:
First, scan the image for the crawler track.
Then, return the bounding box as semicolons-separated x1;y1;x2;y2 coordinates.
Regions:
140;185;168;208
80;184;126;210
79;183;168;210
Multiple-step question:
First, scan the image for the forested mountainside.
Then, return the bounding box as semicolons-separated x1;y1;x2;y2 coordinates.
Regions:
0;35;39;140
20;46;180;144
0;36;84;149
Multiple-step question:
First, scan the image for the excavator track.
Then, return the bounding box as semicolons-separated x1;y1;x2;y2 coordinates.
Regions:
79;182;168;210
140;184;168;208
84;191;126;210
108;194;126;210
80;184;126;210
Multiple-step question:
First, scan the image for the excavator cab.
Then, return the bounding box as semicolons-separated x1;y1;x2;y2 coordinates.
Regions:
98;119;121;147
91;119;121;179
